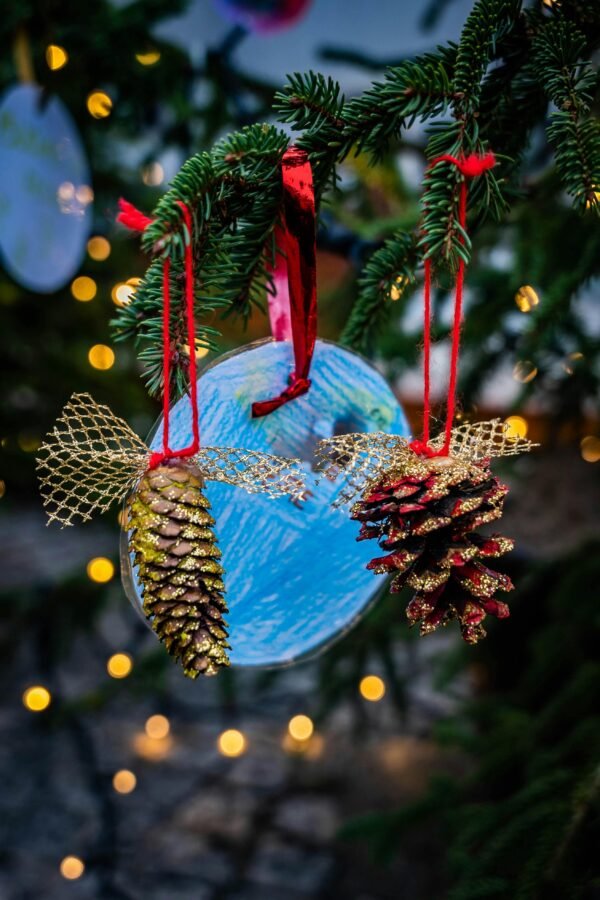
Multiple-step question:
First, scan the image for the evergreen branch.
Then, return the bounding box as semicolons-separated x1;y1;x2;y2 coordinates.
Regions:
532;19;600;212
340;231;418;352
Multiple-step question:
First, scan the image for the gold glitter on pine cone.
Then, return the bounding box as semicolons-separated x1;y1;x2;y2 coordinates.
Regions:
128;463;230;678
352;459;515;643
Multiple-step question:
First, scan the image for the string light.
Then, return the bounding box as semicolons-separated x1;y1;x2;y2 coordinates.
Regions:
182;339;210;360
512;360;538;383
46;45;68;71
287;715;314;741
23;685;51;712
562;351;584;375
580;436;600;463
87;91;112;119
388;275;408;302
113;769;137;794
359;674;386;701
87;236;111;261
514;285;539;313
76;185;94;206
112;278;141;307
60;856;85;880
18;434;40;452
86;557;114;583
135;50;161;66
71;276;97;302
141;162;164;186
218;729;246;757
504;415;528;439
145;715;170;740
133;731;173;760
88;344;115;370
107;653;133;679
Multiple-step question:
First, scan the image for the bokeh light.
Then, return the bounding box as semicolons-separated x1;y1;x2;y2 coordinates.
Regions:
87;236;111;261
87;90;112;119
46;45;68;71
218;729;246;757
504;415;528;439
145;715;170;740
113;769;137;794
23;685;51;712
107;653;133;679
389;275;408;302
133;731;173;761
288;715;314;741
512;360;538;383
514;285;539;313
71;276;97;302
135;50;161;66
141;162;164;186
60;856;85;880
86;557;114;583
580;436;600;463
359;674;386;701
88;344;115;370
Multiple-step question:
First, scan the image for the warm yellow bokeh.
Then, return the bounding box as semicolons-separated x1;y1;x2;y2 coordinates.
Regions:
218;729;246;757
23;685;51;712
135;50;161;66
359;674;386;702
145;715;170;740
87;557;114;583
514;285;539;313
87;90;112;119
107;653;133;679
580;435;600;463
88;344;115;370
87;236;111;261
288;714;314;741
504;415;528;439
113;769;137;794
71;276;97;302
46;45;68;71
512;360;538;384
60;856;85;880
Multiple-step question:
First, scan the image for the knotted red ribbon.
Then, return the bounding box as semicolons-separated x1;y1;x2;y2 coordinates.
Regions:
410;151;496;458
251;146;317;418
117;198;200;469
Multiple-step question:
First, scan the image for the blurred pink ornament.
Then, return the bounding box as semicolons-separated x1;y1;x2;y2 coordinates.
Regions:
214;0;312;33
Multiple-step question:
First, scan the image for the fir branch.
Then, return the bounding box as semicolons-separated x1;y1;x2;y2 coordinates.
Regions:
340;231;418;352
531;18;600;212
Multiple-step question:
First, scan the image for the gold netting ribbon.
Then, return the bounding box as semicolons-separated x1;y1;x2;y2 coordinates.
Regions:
315;419;538;508
36;393;306;527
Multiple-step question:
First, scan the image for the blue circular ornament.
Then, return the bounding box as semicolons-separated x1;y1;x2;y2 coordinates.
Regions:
0;85;91;293
122;338;409;668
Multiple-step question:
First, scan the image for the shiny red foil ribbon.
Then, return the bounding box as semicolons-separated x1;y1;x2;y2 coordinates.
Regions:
251;146;317;418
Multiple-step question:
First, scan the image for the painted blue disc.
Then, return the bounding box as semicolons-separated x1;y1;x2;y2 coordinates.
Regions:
122;338;409;668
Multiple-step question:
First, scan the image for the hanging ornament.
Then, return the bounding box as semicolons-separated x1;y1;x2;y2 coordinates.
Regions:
122;147;410;667
36;201;304;679
317;153;538;644
214;0;312;33
0;84;91;292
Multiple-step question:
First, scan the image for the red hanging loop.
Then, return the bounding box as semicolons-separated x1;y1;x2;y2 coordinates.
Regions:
251;146;318;418
412;151;496;457
118;197;200;469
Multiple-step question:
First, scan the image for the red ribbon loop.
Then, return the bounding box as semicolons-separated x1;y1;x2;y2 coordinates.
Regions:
252;146;317;418
419;151;496;456
117;197;200;469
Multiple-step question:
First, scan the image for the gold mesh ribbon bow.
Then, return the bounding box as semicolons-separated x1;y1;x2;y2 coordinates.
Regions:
36;393;306;526
315;419;538;507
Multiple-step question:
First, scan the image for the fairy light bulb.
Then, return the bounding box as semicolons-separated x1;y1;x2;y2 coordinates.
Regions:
288;715;314;741
46;45;68;71
87;91;112;119
23;685;51;712
359;675;386;701
218;729;246;757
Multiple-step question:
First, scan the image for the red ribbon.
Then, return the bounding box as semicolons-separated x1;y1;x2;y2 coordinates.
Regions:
411;151;496;457
251;146;317;418
117;198;200;469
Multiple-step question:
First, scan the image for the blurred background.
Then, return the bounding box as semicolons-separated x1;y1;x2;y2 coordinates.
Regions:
0;1;599;898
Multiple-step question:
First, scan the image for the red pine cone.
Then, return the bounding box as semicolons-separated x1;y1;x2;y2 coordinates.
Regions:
351;459;514;643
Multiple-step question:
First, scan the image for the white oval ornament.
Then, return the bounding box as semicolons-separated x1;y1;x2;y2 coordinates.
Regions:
122;338;410;668
0;84;91;293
